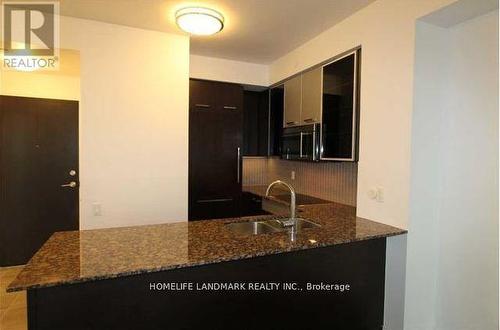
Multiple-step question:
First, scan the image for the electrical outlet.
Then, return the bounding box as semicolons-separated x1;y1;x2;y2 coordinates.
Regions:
368;187;385;203
376;187;384;203
291;171;296;180
368;188;378;199
92;203;102;216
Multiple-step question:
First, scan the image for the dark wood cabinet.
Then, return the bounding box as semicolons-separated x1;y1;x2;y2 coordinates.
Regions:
189;79;243;221
242;90;269;156
269;85;284;156
189;79;286;219
240;192;270;216
26;238;386;330
321;50;360;161
243;87;283;157
189;79;217;110
217;83;243;111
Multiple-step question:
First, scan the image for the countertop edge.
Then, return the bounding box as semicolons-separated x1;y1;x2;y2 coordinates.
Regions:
7;229;407;292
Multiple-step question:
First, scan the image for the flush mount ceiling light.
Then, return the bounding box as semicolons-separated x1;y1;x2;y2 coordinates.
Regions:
175;7;224;36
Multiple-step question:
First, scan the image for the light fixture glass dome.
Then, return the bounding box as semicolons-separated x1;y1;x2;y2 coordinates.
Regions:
175;7;224;36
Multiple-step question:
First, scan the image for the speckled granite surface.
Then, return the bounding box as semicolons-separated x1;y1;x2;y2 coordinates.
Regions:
8;202;406;292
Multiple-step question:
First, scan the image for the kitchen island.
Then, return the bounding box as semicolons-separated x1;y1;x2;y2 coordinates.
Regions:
8;202;406;330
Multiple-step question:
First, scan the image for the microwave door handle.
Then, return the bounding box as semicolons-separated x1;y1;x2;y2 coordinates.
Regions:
312;130;316;161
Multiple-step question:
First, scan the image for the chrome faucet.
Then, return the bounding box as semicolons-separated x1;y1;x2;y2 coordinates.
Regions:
265;180;297;227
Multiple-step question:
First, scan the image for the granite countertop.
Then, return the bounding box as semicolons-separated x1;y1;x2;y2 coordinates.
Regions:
8;202;406;292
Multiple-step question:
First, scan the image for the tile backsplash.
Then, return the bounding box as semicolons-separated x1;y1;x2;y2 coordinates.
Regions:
242;157;358;206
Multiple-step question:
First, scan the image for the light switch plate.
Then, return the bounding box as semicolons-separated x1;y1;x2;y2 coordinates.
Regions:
92;203;102;216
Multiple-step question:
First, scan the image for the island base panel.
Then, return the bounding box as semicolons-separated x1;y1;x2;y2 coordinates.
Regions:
27;238;386;330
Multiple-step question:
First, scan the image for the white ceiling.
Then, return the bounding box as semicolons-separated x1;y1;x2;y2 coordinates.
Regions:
55;0;376;64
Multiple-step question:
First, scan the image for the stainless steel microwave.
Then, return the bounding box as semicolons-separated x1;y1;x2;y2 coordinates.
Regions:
281;124;320;161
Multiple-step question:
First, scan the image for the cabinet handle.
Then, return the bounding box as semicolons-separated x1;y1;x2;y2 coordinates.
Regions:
286;121;299;125
195;104;211;108
303;118;316;123
197;198;233;203
223;106;238;110
237;147;241;183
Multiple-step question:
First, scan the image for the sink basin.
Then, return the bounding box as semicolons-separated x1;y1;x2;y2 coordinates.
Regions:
225;221;280;235
225;218;320;235
265;218;321;231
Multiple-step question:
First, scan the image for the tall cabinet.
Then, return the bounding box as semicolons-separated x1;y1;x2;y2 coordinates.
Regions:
189;79;243;220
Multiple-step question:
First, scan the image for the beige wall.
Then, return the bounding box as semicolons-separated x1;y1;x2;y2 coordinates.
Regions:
0;49;80;100
269;0;457;229
434;11;498;329
55;16;190;229
406;20;448;330
408;10;498;330
190;54;269;86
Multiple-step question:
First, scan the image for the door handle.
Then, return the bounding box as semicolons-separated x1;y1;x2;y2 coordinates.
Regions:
61;181;77;188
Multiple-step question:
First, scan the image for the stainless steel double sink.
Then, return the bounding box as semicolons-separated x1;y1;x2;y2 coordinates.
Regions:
225;218;321;235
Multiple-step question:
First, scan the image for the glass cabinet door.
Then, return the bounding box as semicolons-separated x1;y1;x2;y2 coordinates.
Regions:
269;85;284;156
321;51;359;161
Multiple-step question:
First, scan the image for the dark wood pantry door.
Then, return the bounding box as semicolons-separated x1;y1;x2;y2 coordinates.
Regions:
189;79;243;220
0;95;79;266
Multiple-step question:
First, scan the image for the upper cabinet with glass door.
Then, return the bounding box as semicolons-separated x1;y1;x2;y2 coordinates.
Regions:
321;50;360;161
